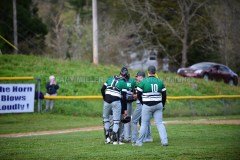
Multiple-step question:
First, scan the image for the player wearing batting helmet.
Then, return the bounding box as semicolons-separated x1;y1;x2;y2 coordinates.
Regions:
120;72;136;143
101;67;128;145
133;66;168;147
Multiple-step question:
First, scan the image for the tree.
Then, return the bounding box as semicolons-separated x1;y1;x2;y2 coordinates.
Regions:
123;0;211;67
43;0;93;60
211;0;240;74
0;0;47;54
48;0;66;57
97;0;142;65
68;0;91;38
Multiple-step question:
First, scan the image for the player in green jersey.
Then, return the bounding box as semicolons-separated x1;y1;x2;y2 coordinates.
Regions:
133;66;168;147
121;73;136;142
101;67;128;145
131;71;152;143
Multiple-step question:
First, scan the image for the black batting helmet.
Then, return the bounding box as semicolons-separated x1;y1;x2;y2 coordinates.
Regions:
136;71;145;78
120;67;128;78
148;65;156;74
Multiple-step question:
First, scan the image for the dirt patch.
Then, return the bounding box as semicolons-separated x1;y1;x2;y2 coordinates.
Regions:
0;119;239;138
0;126;102;138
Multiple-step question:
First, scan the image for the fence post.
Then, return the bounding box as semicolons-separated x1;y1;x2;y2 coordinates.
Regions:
37;78;41;112
189;100;196;116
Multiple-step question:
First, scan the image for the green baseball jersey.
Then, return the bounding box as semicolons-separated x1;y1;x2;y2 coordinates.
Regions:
126;78;136;94
104;76;127;98
125;78;136;101
137;76;166;102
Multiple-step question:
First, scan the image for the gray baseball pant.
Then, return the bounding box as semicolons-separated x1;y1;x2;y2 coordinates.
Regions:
136;103;168;146
103;101;121;134
131;102;152;143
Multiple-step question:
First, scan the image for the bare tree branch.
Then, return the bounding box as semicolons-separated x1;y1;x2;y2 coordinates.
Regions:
189;0;208;21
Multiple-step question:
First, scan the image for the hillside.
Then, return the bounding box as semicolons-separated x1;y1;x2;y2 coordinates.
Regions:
0;55;239;117
1;55;239;96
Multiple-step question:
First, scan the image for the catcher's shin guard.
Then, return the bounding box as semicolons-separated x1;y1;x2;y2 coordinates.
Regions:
112;131;119;142
103;120;112;144
104;128;112;144
104;128;109;139
112;128;121;144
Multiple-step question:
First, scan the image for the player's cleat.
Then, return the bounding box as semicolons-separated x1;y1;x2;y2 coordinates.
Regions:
122;139;131;143
143;138;153;143
118;141;125;145
162;143;168;147
113;141;118;145
132;143;142;147
105;137;111;144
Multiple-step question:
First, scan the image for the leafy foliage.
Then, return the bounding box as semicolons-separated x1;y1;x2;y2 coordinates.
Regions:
0;0;47;54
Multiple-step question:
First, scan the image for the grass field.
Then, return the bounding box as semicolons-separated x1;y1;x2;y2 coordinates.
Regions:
0;122;239;159
0;114;101;134
1;55;240;159
0;114;239;159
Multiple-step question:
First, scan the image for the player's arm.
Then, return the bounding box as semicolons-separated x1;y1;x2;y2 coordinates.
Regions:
132;79;137;101
121;80;128;116
162;86;167;107
101;83;107;99
121;89;127;116
133;88;137;100
137;90;143;104
136;81;144;104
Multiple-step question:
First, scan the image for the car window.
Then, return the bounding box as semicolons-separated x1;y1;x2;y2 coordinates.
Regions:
190;63;213;70
219;66;230;73
149;56;156;60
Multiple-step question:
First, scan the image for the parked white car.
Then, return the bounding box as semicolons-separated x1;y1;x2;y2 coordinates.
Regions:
128;50;158;71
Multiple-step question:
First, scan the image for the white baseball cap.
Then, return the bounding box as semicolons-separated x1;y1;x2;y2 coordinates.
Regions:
49;75;55;80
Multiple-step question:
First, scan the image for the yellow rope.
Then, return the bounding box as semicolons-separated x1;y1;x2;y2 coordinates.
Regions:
0;35;18;51
0;77;35;80
44;95;240;100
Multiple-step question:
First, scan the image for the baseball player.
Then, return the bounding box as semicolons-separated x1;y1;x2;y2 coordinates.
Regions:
131;71;152;143
133;66;168;147
121;73;136;142
101;67;128;145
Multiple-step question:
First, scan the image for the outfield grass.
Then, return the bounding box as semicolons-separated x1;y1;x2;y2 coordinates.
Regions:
0;124;239;160
0;113;101;134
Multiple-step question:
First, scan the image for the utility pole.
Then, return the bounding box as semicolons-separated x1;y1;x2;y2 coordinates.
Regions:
13;0;18;54
92;0;98;65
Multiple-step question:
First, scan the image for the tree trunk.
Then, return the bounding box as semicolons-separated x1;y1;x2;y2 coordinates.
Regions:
181;42;188;67
181;23;189;67
13;0;18;54
181;1;189;68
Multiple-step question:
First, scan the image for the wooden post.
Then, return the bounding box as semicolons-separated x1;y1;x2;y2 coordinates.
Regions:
13;0;18;54
92;0;98;65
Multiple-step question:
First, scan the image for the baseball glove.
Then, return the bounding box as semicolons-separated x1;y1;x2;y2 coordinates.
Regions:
121;116;131;123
